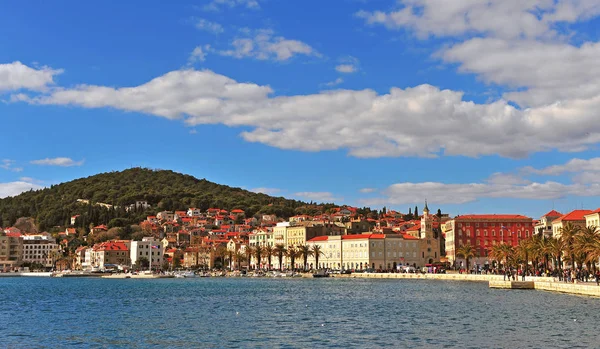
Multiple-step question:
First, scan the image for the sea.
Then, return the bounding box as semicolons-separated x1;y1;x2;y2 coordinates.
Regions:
0;277;597;348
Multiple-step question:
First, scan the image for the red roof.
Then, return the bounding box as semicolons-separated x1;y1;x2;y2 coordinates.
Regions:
231;209;245;213
543;210;562;217
555;210;593;222
401;234;419;240
96;241;128;251
586;208;600;214
308;236;329;242
456;214;531;220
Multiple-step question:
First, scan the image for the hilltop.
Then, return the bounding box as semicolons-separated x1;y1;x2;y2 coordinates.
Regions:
0;168;336;230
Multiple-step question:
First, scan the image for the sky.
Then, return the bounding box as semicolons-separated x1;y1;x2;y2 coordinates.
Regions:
2;0;600;219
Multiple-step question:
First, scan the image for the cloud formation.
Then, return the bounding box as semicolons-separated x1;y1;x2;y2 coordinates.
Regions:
30;157;84;167
0;159;23;172
0;181;43;198
203;0;260;11
209;29;320;61
194;18;224;34
12;66;600;159
0;61;62;92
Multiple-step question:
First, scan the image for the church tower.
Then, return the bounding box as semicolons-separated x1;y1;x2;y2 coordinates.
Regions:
420;200;440;264
420;200;432;239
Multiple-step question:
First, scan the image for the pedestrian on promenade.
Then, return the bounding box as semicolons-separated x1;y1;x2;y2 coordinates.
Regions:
521;268;526;281
595;271;600;286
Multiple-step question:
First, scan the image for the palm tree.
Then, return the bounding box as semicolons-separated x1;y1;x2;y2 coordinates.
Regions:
312;245;324;269
575;225;599;271
254;246;263;270
515;240;532;273
273;243;287;271
263;245;274;270
298;245;314;271
456;243;476;272
234;250;245;270
545;236;564;270
560;222;581;269
245;246;255;269
215;245;228;269
287;246;299;271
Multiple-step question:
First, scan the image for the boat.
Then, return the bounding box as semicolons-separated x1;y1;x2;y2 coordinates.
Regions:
182;271;197;278
313;269;330;278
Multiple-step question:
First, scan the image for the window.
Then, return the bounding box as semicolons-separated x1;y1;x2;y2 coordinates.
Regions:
492;230;495;237
476;230;480;237
484;230;488;237
466;223;470;227
475;223;479;227
518;230;521;238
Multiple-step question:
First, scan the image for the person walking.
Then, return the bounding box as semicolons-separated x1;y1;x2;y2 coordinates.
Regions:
521;268;526;281
595;270;600;286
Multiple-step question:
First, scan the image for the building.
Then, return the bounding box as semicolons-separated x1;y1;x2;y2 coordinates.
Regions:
0;234;23;271
285;222;345;248
90;241;131;269
130;237;164;269
306;233;421;271
551;210;593;238
22;234;60;269
442;214;533;266
187;208;202;217
533;210;563;237
156;211;175;221
70;215;80;226
584;209;600;229
419;203;441;264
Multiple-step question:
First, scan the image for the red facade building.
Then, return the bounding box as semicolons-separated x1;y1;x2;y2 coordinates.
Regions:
443;214;533;266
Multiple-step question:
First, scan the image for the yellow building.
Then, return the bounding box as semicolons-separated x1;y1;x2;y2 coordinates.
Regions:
307;233;422;271
551;210;592;238
0;234;23;271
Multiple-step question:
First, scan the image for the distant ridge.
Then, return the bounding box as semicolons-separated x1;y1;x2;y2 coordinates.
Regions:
0;167;328;230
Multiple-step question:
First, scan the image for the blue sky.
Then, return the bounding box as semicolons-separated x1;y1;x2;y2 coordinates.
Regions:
2;0;600;219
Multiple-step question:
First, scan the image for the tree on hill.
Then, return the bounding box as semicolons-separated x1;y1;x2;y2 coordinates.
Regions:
0;168;314;230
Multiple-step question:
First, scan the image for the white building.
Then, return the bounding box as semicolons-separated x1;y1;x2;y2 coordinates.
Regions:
187;208;202;217
22;234;60;268
130;237;164;269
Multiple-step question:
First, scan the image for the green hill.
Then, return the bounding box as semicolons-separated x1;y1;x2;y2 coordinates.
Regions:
0;168;324;230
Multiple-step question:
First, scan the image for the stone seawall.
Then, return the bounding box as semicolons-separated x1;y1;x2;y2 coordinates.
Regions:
335;272;554;283
335;273;600;297
534;281;600;297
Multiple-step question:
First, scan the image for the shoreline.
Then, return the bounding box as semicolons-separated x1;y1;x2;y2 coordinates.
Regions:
4;270;599;297
335;272;600;297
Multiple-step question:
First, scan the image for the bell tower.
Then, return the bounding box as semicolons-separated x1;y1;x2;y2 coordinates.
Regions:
420;200;432;239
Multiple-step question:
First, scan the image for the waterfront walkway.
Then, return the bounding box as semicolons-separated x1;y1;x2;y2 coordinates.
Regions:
336;272;600;297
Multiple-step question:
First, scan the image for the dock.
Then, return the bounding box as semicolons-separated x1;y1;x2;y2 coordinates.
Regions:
489;280;535;289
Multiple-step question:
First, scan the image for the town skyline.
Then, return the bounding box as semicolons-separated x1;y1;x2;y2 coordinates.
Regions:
3;1;600;218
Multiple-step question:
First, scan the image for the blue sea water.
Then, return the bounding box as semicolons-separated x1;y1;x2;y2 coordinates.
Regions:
0;277;597;348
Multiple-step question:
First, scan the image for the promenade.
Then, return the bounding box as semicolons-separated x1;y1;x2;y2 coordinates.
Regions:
335;272;600;297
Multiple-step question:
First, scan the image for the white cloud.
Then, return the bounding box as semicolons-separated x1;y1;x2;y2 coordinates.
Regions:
295;191;340;203
0;61;63;92
323;77;344;87
335;64;357;74
523;157;600;175
251;187;281;195
189;129;198;134
194;18;224;34
356;0;600;40
0;159;23;172
0;181;44;198
359;188;377;193
203;0;260;11
360;180;600;206
30;157;84;167
441;38;600;107
189;45;209;63
15;68;600;159
522;157;600;184
486;172;531;185
18;177;44;184
211;29;320;61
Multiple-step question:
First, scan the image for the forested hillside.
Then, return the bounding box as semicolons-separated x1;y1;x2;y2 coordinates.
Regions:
0;168;321;230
